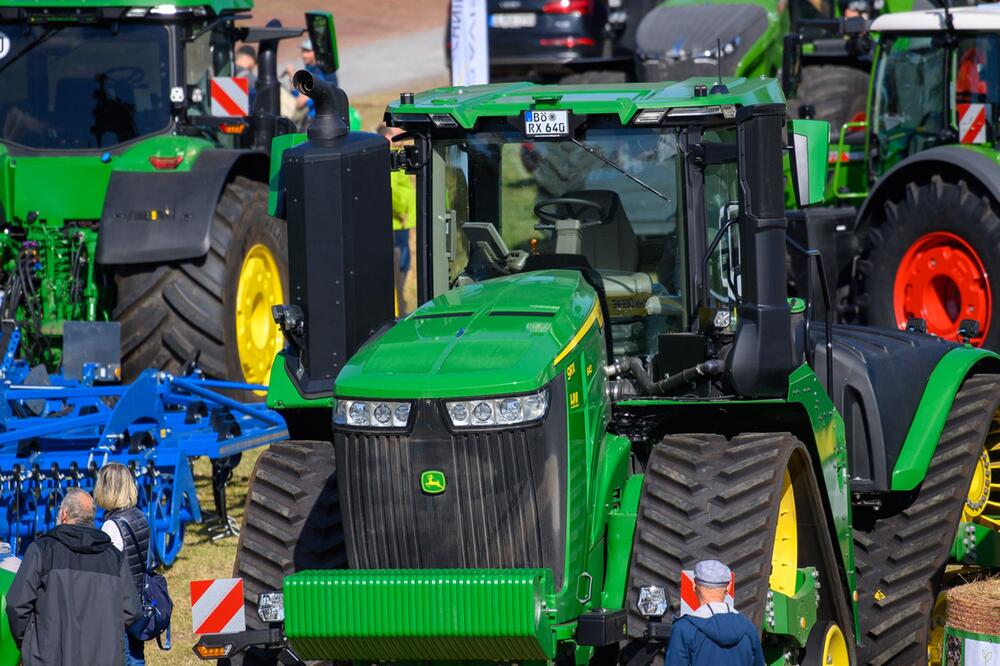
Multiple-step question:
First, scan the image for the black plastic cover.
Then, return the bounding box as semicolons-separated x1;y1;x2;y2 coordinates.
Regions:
811;325;952;491
96;150;267;265
576;609;628;646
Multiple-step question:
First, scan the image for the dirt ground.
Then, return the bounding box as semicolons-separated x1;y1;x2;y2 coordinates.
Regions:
247;0;448;63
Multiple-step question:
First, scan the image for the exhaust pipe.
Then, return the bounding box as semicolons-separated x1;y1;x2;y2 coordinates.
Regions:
292;69;349;143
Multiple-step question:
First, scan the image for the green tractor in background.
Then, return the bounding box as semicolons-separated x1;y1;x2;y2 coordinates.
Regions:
0;1;345;388
785;6;1000;352
192;73;1000;665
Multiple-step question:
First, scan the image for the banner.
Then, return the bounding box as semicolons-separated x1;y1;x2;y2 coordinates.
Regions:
450;0;489;86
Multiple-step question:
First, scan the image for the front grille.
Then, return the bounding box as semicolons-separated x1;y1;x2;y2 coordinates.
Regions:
335;391;567;587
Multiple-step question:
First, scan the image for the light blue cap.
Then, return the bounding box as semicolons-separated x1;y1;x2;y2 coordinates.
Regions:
694;560;731;588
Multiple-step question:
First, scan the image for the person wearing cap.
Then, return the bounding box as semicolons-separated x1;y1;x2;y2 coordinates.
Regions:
664;560;765;666
235;45;258;89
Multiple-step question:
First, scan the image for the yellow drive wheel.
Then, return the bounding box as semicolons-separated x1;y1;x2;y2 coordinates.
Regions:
804;621;850;666
769;469;798;596
964;408;1000;528
236;243;285;389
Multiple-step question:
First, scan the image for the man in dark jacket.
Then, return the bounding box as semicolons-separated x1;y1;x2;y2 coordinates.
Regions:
6;487;141;666
664;560;765;666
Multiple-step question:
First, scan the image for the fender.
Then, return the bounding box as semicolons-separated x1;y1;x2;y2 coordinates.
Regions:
856;145;1000;230
891;346;1000;491
95;149;269;265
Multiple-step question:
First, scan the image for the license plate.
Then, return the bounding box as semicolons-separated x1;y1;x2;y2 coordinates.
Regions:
524;110;570;137
489;12;537;29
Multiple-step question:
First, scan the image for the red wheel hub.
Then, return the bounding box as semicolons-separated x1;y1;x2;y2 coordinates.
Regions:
893;231;991;344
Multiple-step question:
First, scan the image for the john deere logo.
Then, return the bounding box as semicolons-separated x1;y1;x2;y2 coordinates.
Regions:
420;470;447;495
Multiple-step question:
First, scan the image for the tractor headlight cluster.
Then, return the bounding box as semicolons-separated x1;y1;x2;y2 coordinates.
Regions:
446;389;549;428
335;399;412;428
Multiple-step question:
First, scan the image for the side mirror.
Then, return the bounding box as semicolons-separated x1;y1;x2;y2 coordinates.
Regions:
788;118;830;207
306;11;339;75
782;33;803;98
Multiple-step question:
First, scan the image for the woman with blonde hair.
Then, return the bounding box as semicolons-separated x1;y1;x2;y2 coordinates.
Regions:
94;462;149;666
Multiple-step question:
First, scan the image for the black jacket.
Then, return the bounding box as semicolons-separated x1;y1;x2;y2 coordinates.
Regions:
6;523;141;666
109;506;150;595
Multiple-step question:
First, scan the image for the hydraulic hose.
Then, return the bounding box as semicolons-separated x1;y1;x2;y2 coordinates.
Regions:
609;357;724;397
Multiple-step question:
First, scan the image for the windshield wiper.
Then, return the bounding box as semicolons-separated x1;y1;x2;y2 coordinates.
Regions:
570;138;673;204
0;27;63;77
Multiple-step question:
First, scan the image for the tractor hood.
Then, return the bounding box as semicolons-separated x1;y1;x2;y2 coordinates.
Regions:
335;269;601;399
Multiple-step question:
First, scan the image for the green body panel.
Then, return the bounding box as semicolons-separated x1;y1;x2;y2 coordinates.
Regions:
387;77;786;130
0;0;252;12
265;351;333;410
951;522;1000;568
335;270;600;400
268;133;308;217
0;571;17;666
283;568;556;661
601;472;643;609
892;346;1000;491
766;568;818;648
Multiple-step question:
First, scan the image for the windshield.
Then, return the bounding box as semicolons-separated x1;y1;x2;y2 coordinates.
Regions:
431;127;689;357
0;23;171;150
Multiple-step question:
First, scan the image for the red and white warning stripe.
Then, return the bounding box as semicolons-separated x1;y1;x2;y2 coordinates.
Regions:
210;77;250;118
678;569;736;617
190;577;246;635
958;103;987;145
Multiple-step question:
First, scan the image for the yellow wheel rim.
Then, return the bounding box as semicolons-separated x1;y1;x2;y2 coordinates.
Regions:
235;243;284;391
769;469;798;596
821;623;850;666
966;408;1000;528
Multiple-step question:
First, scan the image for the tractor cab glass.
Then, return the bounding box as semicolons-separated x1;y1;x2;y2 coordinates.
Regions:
871;34;949;171
953;35;1000;144
0;23;171;150
429;123;741;357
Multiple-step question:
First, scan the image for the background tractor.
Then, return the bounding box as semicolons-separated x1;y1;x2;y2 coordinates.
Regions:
190;73;1000;665
0;1;342;390
785;6;1000;352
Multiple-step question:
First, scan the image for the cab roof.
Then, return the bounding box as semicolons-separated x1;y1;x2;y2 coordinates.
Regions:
387;76;785;129
871;4;1000;32
0;1;252;13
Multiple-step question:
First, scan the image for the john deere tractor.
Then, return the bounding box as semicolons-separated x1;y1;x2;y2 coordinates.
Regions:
0;1;343;387
196;74;1000;665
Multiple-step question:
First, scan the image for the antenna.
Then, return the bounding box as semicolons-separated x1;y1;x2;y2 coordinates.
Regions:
709;37;730;95
942;0;955;31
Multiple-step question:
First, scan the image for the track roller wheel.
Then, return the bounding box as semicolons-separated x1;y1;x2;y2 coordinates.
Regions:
230;440;344;665
802;621;850;666
624;432;855;662
853;374;1000;664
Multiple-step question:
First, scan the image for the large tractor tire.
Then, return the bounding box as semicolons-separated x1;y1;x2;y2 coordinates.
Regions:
624;432;855;663
114;176;287;394
857;176;1000;347
230;440;344;665
792;65;869;133
853;373;1000;664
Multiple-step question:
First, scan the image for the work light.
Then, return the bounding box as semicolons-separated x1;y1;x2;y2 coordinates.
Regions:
445;389;549;428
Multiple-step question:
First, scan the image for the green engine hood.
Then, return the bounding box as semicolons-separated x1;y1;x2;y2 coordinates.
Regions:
335;269;601;400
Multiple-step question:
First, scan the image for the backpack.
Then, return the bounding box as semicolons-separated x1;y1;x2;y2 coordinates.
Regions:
119;518;173;649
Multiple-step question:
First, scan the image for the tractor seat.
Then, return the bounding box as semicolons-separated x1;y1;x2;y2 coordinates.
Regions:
562;190;640;273
809;324;954;492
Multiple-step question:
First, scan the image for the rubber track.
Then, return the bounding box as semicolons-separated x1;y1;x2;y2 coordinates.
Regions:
233;440;346;633
854;374;1000;664
113;176;265;382
625;433;807;638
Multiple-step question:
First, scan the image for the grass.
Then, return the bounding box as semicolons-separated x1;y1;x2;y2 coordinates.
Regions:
151;449;264;666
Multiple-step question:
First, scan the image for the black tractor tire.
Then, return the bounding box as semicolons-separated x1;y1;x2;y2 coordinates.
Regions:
624;432;855;661
856;176;1000;348
559;70;628;85
792;65;869;134
230;440;344;665
114;176;288;394
853;373;1000;665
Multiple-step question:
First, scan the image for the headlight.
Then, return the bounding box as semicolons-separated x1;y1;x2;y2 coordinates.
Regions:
636;586;668;618
256;591;284;623
446;389;549;428
335;399;413;428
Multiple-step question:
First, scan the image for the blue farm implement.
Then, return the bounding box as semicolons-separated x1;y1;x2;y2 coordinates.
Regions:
0;358;288;565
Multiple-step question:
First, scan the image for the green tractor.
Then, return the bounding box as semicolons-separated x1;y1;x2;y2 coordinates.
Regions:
785;5;1000;352
0;1;344;387
195;74;1000;665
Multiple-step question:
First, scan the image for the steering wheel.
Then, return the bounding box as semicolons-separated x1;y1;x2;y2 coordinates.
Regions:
533;197;607;230
99;66;145;85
